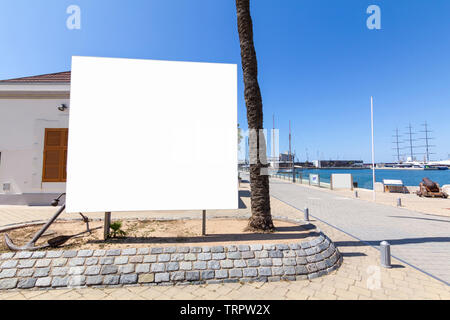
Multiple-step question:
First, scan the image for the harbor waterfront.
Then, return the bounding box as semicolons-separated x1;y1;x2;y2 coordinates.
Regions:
275;168;450;190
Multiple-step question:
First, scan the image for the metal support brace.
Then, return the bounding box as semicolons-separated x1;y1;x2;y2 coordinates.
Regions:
5;204;66;251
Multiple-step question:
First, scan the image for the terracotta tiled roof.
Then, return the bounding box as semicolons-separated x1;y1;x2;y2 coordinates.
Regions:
0;71;71;83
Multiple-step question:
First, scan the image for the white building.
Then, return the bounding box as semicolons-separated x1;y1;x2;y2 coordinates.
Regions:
313;160;321;168
0;71;70;205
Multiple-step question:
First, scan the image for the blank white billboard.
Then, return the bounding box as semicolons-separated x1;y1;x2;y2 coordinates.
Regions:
66;56;238;213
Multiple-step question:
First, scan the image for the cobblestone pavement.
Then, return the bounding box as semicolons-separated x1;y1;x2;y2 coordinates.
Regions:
257;174;450;285
0;233;342;290
0;214;449;300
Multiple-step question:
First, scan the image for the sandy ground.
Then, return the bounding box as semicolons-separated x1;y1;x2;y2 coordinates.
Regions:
0;218;317;252
0;182;302;229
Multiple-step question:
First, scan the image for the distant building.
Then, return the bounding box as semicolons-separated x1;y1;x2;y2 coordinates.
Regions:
313;160;364;168
296;161;314;168
313;160;320;168
275;152;295;169
279;152;294;163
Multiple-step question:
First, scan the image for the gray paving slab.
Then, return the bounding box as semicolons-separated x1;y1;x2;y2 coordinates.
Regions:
243;173;450;285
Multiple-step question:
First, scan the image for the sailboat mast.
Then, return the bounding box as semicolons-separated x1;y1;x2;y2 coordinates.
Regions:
405;123;416;161
394;128;401;162
425;122;429;162
289;120;292;164
272;114;275;160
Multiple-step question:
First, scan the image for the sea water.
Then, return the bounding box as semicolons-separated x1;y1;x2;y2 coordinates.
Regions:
285;168;450;190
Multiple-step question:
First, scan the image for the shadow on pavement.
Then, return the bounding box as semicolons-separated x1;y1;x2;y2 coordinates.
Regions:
334;237;450;247
340;252;367;257
238;198;246;209
390;264;406;269
388;215;450;223
239;190;251;198
275;223;316;232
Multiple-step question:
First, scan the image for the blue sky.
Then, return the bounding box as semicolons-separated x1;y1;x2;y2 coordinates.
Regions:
1;0;450;162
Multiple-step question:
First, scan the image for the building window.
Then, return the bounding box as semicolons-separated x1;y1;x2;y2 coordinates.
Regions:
42;128;68;182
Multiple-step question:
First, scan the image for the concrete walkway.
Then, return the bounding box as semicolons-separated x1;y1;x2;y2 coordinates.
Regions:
247;174;450;286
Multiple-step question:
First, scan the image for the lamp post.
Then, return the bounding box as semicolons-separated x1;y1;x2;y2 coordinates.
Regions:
371;96;376;202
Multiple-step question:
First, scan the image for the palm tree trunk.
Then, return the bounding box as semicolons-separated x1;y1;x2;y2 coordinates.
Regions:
236;0;273;231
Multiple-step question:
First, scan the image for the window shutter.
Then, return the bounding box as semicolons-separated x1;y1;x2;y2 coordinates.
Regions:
62;149;67;180
42;128;68;182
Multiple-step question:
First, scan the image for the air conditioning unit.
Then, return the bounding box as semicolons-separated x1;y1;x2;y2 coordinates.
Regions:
2;183;11;193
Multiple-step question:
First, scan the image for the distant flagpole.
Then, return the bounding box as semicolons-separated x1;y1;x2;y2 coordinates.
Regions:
371;96;376;201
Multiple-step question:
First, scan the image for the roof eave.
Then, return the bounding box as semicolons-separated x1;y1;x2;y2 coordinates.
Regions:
0;82;71;99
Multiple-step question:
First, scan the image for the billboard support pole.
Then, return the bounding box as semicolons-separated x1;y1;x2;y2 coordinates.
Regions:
202;210;206;236
104;212;111;240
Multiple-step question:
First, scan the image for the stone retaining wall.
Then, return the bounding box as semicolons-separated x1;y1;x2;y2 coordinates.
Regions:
0;232;341;290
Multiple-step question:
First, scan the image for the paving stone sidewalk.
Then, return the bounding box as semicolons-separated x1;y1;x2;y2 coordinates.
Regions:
0;231;342;290
0;217;448;300
0;180;449;299
258;174;450;285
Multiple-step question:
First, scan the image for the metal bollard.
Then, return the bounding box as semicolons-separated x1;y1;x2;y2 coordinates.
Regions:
380;241;392;268
304;207;310;221
355;190;358;198
397;198;402;207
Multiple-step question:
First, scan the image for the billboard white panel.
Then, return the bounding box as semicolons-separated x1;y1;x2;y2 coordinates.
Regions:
66;56;237;213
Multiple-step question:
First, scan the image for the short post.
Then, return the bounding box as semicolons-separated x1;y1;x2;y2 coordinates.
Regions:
355;190;359;198
104;212;111;240
202;210;206;236
397;198;402;207
304;207;310;221
292;167;296;183
380;241;392;268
